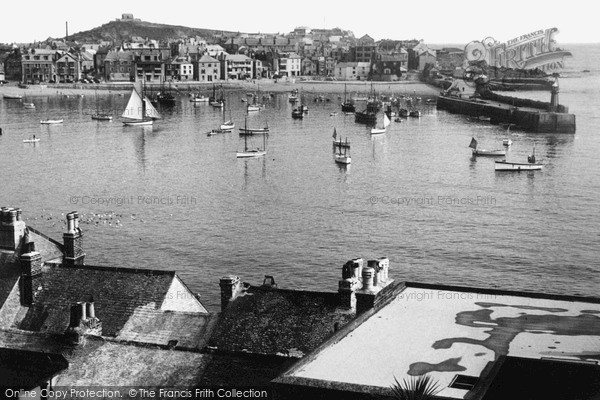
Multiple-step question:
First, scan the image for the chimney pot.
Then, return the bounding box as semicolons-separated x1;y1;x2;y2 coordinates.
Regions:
362;266;375;291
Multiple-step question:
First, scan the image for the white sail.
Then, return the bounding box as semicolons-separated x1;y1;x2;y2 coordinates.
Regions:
144;97;161;119
383;113;391;128
122;89;144;120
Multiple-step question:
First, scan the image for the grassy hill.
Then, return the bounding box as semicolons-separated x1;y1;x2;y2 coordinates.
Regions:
67;19;234;43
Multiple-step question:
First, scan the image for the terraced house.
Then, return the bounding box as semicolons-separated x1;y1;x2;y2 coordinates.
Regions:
21;49;59;84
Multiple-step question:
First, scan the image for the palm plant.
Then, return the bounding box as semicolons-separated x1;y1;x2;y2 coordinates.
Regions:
390;374;442;400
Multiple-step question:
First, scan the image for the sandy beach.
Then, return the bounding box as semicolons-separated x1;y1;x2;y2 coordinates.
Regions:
0;79;440;99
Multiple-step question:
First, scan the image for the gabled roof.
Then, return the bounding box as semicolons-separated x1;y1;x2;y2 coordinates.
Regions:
18;265;179;337
198;54;218;63
207;285;355;358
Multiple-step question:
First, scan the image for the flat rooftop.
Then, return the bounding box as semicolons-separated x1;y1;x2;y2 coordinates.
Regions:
281;284;600;399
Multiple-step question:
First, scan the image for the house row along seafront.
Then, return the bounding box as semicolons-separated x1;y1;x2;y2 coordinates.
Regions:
0;206;599;399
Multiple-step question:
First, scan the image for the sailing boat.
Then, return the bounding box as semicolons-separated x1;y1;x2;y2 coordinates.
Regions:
236;128;266;158
238;115;269;135
334;137;351;165
332;127;350;149
122;80;161;126
208;101;235;136
92;90;112;120
469;137;506;156
210;84;225;108
341;83;355;113
246;84;262;112
370;113;390;134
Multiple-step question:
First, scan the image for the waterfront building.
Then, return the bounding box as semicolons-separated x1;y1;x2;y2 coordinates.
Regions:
371;51;408;81
418;48;437;71
334;61;370;81
196;54;220;82
205;44;226;58
103;49;135;82
276;52;302;78
221;54;253;80
21;48;60;84
133;48;170;83
350;34;377;63
168;55;194;81
55;52;81;83
302;57;317;76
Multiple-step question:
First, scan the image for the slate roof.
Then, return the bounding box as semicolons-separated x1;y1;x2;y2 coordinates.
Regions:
18;265;177;337
207;286;355;358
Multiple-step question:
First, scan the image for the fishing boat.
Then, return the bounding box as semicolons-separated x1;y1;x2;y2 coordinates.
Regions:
247;85;263;111
40;119;63;124
371;113;391;134
332;128;350;149
503;125;513;146
236;129;266;158
155;80;176;106
220;102;235;130
210;84;225;108
3;94;22;100
122;80;161;126
291;108;303;119
409;110;421;118
341;83;355;113
469;137;506;156
23;102;35;109
23;137;40;143
495;145;543;171
239;116;269;135
334;137;351;165
190;93;208;103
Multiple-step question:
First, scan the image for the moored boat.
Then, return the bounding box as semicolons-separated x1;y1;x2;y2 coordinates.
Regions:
40;119;63;124
469;137;506;156
122;80;161;126
495;144;542;171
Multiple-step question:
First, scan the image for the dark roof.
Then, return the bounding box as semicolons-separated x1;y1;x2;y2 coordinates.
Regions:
0;348;68;389
0;251;20;314
18;265;176;336
116;309;217;349
197;353;294;387
479;356;600;400
207;286;355;357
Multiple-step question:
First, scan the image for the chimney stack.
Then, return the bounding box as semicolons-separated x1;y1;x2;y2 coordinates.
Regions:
65;300;102;344
219;275;242;311
19;242;42;306
355;257;393;314
63;212;85;267
338;258;363;309
0;207;27;251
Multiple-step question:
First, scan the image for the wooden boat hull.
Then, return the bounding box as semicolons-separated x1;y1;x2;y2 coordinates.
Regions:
123;119;153;126
40;119;63;124
190;97;208;102
335;155;351;164
239;129;269;135
23;103;35;109
370;128;386;134
23;139;40;143
473;149;506;156
3;95;22;100
247;105;261;112
236;150;266;158
495;161;543;171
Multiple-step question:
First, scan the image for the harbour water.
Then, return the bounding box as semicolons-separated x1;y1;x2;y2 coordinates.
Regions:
1;44;599;311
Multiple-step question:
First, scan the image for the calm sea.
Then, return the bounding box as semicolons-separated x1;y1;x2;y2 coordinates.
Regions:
1;43;599;311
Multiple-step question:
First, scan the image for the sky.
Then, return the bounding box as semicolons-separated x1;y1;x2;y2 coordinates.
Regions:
1;0;597;45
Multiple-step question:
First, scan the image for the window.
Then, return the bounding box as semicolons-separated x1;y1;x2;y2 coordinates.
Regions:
449;375;479;391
